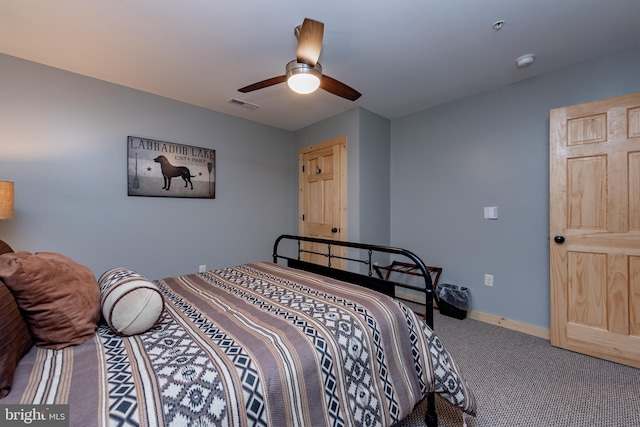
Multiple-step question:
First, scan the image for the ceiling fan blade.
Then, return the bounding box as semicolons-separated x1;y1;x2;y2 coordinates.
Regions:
296;18;324;66
320;75;362;101
238;75;287;93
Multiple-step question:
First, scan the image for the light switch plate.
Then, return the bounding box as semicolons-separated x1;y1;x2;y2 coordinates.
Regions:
484;207;498;219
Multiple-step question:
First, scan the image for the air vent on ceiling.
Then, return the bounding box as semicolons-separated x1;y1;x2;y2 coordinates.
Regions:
227;98;260;110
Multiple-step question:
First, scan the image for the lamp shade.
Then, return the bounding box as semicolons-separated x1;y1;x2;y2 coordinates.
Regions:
286;60;322;94
0;181;14;219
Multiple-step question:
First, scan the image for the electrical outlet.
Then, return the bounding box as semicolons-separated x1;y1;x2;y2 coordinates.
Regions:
484;274;494;287
199;265;206;273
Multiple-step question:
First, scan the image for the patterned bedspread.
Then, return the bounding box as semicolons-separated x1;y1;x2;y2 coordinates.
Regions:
7;262;476;426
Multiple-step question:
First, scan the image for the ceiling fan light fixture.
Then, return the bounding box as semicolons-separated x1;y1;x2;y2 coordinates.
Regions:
286;60;322;94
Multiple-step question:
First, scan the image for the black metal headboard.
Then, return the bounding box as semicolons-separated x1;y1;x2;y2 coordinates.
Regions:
272;234;435;329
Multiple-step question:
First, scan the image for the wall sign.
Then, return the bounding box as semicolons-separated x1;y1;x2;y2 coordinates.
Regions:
127;136;215;199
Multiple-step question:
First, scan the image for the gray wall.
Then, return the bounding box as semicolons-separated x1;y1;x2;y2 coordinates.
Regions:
390;47;640;329
294;108;391;247
294;108;362;242
3;46;639;331
358;109;391;247
0;54;296;280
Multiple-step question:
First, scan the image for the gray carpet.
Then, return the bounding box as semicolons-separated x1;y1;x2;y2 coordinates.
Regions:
399;311;640;427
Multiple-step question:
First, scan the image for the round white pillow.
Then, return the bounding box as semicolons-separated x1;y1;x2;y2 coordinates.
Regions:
98;268;164;336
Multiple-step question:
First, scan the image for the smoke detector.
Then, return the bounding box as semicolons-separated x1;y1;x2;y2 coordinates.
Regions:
516;53;536;69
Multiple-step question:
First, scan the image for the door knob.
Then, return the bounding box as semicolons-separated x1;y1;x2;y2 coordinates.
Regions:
554;235;565;244
331;227;338;233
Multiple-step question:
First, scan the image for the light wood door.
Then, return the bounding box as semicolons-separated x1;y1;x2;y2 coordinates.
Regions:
299;137;347;268
550;92;640;368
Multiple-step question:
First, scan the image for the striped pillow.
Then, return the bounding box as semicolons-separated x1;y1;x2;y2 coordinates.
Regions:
98;268;164;336
0;240;33;399
0;279;34;399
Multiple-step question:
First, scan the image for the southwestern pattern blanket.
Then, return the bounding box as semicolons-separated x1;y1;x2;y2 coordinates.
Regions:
6;262;476;426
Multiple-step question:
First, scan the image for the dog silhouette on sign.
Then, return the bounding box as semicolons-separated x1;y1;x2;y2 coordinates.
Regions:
153;155;195;190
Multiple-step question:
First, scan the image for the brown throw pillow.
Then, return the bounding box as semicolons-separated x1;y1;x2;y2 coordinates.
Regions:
0;279;34;399
0;252;100;350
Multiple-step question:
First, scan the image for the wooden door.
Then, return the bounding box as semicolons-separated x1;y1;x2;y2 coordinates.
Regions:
550;92;640;368
299;136;347;268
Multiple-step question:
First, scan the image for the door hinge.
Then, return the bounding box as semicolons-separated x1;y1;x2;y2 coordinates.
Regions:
302;214;305;221
302;165;305;172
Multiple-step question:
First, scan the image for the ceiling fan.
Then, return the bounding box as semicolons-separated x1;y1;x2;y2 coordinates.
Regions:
238;18;361;101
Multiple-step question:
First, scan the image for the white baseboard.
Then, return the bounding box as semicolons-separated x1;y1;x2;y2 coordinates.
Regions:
394;289;550;340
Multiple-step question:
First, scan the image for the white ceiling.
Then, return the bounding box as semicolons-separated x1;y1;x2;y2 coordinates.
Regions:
2;0;639;131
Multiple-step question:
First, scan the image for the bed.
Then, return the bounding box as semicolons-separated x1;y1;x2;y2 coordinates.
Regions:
0;235;476;427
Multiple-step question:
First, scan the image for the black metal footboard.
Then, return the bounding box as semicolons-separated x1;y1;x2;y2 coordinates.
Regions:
272;234;437;427
272;234;435;327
